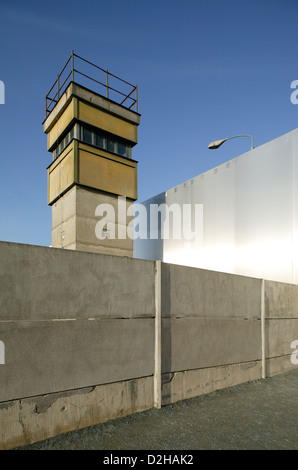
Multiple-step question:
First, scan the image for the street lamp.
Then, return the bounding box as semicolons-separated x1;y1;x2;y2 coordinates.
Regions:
208;134;254;151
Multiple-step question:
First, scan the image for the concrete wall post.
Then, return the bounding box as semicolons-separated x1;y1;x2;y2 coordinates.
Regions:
154;260;162;409
261;279;266;379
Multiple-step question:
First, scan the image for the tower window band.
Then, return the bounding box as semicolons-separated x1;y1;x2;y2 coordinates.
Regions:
53;123;132;160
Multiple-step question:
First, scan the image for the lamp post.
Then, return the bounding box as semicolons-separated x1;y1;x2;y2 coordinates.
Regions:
208;134;254;151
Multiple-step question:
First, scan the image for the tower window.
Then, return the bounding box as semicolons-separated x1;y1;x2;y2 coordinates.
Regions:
117;142;127;157
82;128;92;144
107;139;115;153
53;124;132;160
95;134;104;148
80;125;131;159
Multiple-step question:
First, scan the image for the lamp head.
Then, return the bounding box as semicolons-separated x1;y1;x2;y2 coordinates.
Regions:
208;139;227;150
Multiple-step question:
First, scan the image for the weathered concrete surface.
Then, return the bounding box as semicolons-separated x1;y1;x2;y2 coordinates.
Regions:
265;280;298;319
17;368;298;450
161;263;262;375
1;241;297;450
0;377;153;450
161;263;261;319
161;361;262;405
264;280;298;376
0;241;155;403
0;241;155;321
162;318;261;373
0;319;154;402
52;186;135;256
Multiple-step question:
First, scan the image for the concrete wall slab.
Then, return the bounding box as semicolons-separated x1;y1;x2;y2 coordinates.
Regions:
0;242;155;321
161;263;261;319
161;318;261;373
0;318;154;402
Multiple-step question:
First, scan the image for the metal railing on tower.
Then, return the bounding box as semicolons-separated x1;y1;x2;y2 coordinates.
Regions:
45;50;138;118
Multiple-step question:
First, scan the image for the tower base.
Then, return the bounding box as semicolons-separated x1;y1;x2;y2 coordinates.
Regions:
51;186;134;257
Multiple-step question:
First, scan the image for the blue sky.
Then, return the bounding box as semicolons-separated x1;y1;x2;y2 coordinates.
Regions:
0;0;297;247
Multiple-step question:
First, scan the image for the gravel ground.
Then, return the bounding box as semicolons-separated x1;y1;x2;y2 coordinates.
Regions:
17;368;298;451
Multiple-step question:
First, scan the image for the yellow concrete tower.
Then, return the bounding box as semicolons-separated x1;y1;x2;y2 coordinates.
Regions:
43;52;140;256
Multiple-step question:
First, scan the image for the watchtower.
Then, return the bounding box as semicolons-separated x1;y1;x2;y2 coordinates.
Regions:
43;51;140;256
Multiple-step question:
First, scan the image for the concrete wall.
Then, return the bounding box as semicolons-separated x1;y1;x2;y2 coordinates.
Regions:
264;280;298;376
0;241;297;449
160;264;262;404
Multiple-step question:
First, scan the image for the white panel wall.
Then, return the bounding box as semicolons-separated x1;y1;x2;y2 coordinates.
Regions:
134;128;298;284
